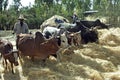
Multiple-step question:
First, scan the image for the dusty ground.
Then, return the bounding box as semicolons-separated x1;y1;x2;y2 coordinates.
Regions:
0;28;120;80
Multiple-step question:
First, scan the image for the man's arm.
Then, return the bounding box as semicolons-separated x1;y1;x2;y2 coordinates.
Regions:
13;23;17;34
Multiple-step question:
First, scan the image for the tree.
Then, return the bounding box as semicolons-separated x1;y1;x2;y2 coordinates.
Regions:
0;0;4;12
3;0;8;10
13;0;22;14
0;0;8;12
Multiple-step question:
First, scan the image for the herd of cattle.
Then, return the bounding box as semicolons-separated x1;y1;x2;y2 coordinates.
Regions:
0;19;109;74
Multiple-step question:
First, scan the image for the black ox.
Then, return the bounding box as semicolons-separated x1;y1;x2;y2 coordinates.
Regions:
58;20;99;44
77;19;108;29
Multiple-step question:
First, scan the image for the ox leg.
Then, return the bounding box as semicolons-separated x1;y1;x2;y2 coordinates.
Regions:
11;63;15;74
18;51;22;63
41;59;46;67
56;48;63;62
4;59;8;71
31;56;35;62
2;60;5;68
0;73;4;80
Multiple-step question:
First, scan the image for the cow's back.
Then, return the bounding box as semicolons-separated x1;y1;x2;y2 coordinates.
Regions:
17;32;59;59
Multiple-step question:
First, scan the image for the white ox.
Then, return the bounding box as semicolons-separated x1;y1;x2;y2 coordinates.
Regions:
42;26;69;48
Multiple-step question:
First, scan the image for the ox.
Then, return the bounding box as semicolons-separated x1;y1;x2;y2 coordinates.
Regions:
76;21;99;44
59;19;108;30
42;26;61;39
16;31;61;63
58;20;99;44
78;19;108;29
43;26;82;47
42;26;69;47
0;39;19;74
67;31;81;46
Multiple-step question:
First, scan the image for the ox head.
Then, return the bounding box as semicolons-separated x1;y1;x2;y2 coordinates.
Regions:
66;31;81;46
0;41;19;66
80;27;99;44
56;31;69;48
4;50;19;66
95;19;108;29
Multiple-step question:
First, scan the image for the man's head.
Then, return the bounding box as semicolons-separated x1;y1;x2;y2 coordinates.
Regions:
18;14;26;26
18;14;26;21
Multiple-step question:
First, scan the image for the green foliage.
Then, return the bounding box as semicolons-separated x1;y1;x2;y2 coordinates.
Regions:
93;0;120;27
0;0;8;12
0;0;120;30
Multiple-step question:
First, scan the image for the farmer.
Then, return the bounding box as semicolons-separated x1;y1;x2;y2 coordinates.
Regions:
13;14;29;35
72;12;78;23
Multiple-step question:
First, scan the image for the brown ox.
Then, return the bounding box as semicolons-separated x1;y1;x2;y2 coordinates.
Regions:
16;31;60;62
0;39;19;74
67;31;81;46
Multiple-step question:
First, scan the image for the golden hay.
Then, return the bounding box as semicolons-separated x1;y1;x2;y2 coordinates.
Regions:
103;71;120;80
98;28;120;46
2;27;120;80
90;71;104;80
